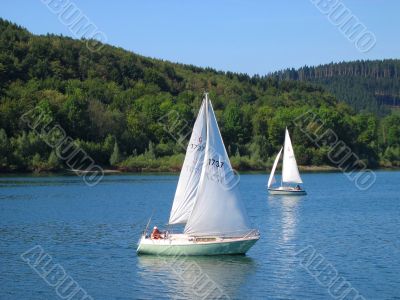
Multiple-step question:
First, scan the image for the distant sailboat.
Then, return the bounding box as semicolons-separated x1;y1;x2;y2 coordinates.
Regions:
137;93;259;255
267;128;306;195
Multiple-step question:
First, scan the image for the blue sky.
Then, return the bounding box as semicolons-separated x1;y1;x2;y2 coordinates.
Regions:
2;0;399;75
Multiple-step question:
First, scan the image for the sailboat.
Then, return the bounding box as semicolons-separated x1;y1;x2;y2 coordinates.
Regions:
267;128;306;195
136;93;259;256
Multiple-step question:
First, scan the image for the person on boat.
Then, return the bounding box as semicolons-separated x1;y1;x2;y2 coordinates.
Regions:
295;185;301;190
151;226;161;239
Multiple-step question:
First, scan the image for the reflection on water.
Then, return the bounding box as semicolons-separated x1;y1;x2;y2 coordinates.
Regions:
265;195;305;299
268;195;303;243
137;255;255;299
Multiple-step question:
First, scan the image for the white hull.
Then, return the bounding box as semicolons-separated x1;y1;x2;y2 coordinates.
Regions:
268;187;307;195
136;233;259;256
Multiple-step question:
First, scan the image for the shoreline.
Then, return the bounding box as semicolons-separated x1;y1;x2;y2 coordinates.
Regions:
0;165;399;177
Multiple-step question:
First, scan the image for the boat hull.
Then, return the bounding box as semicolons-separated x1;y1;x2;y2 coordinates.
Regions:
268;188;307;195
136;234;259;256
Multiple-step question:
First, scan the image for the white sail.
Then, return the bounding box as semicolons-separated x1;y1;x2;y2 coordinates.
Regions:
168;99;207;224
184;96;252;237
282;128;303;184
267;147;283;188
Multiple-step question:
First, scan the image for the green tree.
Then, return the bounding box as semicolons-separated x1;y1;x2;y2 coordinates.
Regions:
47;150;61;170
110;141;121;166
0;129;10;168
382;114;400;147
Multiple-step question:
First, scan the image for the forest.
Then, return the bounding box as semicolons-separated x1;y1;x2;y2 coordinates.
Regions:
270;60;400;113
0;18;399;173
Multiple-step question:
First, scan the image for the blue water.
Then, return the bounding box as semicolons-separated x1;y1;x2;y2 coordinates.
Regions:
0;171;399;299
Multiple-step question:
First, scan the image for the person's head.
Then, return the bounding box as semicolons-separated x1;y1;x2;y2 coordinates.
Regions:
154;226;158;230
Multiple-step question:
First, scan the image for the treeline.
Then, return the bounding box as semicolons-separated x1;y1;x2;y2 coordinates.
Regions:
0;18;399;172
270;60;400;113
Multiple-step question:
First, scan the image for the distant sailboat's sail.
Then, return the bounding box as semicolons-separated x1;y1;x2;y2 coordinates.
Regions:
282;128;303;184
267;147;283;188
169;99;207;225
184;96;252;237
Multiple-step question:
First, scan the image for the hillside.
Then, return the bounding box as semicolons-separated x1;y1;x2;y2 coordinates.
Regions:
0;18;399;172
270;60;400;113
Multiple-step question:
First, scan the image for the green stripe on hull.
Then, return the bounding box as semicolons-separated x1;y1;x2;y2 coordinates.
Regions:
137;239;258;256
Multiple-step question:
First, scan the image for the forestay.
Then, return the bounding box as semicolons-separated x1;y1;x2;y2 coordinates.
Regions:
282;128;303;184
169;99;207;224
267;147;283;188
184;96;252;237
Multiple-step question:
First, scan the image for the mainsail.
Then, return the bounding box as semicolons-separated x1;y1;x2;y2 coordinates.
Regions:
168;99;207;224
282;128;302;184
267;147;283;188
184;95;252;237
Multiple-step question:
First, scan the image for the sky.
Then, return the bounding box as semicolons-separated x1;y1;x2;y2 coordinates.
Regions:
2;0;399;75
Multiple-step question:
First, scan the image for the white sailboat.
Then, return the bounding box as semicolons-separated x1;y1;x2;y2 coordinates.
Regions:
137;93;259;256
267;128;306;195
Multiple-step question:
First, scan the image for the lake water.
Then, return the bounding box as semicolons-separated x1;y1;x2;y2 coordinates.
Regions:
0;171;399;299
